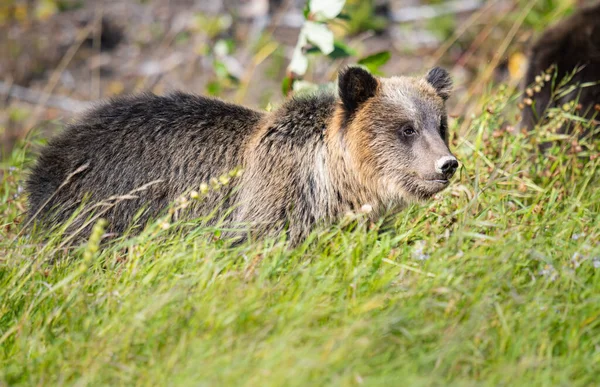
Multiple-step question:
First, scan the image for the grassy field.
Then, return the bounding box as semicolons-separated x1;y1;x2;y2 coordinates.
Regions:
1;83;599;385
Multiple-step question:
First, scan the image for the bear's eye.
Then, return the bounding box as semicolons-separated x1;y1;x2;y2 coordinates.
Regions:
402;125;416;137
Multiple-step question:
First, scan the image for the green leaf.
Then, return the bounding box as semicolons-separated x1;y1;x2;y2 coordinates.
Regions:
206;81;221;96
213;61;229;78
336;12;351;21
309;0;345;21
303;2;310;19
175;31;190;46
357;51;391;74
227;74;240;84
281;76;293;96
328;40;356;59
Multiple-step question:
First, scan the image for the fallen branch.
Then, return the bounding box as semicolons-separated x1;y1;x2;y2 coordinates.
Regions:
0;81;91;113
390;0;483;23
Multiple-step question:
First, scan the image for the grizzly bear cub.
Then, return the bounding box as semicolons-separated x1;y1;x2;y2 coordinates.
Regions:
26;67;459;243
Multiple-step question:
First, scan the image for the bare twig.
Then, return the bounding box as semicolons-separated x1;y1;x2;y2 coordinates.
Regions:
427;0;499;67
457;0;537;137
23;21;96;133
390;0;484;23
234;0;295;104
91;5;104;100
0;81;91;113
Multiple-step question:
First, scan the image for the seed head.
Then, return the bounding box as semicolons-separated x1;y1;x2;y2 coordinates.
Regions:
219;175;230;185
229;168;244;178
199;183;209;194
360;204;373;214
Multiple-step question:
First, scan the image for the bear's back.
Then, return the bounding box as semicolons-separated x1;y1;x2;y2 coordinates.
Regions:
26;92;264;233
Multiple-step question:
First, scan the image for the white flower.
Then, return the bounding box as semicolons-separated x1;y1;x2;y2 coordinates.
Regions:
412;240;430;261
571;252;584;268
539;264;558;281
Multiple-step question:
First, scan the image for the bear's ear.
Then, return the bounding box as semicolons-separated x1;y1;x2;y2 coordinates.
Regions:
338;66;379;113
425;67;452;101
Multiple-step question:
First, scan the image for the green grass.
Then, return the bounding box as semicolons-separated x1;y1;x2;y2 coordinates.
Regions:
1;86;599;386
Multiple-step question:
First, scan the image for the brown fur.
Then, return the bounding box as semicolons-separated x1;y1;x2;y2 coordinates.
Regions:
26;67;458;244
521;1;600;135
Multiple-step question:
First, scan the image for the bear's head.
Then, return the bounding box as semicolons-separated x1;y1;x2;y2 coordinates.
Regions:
336;66;459;203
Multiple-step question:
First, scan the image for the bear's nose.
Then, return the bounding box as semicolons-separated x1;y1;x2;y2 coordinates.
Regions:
435;156;458;178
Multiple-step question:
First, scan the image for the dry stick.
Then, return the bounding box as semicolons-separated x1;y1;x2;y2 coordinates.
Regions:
0;81;90;113
22;22;95;137
135;13;186;92
390;0;483;23
55;179;164;250
426;0;499;68
91;5;104;100
456;0;537;138
233;41;279;104
233;0;295;104
452;13;499;70
446;8;501;118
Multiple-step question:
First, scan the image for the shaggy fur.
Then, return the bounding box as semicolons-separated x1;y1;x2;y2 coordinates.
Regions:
521;1;600;134
26;67;458;244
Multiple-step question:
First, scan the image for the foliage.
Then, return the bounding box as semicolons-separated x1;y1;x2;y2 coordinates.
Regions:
341;0;388;36
284;0;390;95
1;75;599;385
1;0;599;385
426;13;456;41
524;0;575;30
0;0;82;24
357;51;391;75
285;0;347;94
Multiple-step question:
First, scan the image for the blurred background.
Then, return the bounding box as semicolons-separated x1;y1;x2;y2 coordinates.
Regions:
0;0;592;157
